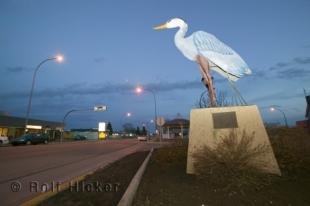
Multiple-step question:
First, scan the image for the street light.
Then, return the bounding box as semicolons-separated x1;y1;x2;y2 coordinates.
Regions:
55;54;64;63
25;54;64;132
126;112;132;117
270;106;288;127
135;86;158;135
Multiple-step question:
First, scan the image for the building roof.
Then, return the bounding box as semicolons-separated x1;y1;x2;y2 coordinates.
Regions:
163;118;189;127
71;128;98;132
0;115;63;129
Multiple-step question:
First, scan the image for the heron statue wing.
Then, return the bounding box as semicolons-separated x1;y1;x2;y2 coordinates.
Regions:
193;31;251;81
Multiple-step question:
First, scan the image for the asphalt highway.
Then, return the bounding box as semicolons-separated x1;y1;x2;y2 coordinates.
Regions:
0;139;159;206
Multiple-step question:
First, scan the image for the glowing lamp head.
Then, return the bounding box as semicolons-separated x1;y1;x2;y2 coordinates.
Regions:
270;107;275;112
126;112;132;117
55;54;64;63
135;86;143;94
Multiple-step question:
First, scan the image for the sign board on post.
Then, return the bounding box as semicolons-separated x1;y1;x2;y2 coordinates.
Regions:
156;117;165;141
99;132;107;139
94;105;107;112
26;125;42;130
98;122;107;140
98;122;106;132
156;117;165;126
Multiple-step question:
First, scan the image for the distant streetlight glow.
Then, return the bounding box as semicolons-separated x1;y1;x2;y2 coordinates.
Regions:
126;112;132;117
135;86;143;94
55;54;64;63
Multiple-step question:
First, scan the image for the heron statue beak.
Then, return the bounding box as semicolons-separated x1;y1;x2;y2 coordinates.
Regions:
153;23;167;30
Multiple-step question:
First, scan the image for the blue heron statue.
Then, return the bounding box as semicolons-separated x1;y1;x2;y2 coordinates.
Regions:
154;18;252;107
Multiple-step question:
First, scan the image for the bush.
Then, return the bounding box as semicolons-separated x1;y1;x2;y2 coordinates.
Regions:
153;143;188;166
193;130;272;192
268;127;310;177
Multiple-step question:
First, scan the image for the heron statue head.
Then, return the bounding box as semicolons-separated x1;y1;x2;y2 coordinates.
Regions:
153;18;186;30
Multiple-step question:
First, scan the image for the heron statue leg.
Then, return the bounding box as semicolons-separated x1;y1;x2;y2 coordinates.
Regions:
197;55;217;107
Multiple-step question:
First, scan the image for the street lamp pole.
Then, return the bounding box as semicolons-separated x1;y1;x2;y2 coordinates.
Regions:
135;86;158;135
270;107;288;128
24;55;64;132
61;106;107;142
148;89;158;134
61;109;91;142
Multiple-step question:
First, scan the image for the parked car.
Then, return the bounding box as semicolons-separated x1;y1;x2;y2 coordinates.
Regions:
74;135;87;141
0;135;9;145
137;136;147;141
11;133;49;145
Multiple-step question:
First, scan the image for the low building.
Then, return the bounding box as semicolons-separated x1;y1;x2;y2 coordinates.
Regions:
306;95;310;119
296;95;310;131
296;120;309;128
0;115;63;140
162;118;189;139
70;128;99;140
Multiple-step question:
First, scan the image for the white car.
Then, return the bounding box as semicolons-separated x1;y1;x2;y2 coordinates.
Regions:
137;136;147;141
0;136;9;144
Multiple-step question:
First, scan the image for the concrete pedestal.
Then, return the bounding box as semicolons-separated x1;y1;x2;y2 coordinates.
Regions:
187;105;281;175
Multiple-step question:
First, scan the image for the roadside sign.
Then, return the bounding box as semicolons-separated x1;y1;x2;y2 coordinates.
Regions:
26;125;42;130
98;122;106;132
94;105;107;111
98;132;107;139
156;117;165;126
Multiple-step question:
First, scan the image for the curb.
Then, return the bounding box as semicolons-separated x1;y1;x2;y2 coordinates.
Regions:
20;143;142;206
117;148;154;206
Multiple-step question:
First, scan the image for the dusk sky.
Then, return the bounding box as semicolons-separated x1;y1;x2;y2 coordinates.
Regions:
1;0;309;130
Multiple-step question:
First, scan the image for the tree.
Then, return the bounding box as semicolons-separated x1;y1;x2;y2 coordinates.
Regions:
142;126;147;136
107;122;113;135
122;123;135;133
136;126;141;135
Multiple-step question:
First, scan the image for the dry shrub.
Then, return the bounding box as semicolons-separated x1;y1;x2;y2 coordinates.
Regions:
193;130;272;192
268;127;310;177
171;138;189;147
153;144;187;166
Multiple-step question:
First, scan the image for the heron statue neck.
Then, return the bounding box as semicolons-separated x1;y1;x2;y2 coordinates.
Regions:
174;21;188;41
173;21;197;61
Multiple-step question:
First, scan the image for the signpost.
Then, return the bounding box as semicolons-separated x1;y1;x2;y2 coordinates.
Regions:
98;122;107;140
156;117;165;141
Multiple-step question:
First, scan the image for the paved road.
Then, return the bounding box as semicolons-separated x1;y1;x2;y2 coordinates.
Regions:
0;139;160;206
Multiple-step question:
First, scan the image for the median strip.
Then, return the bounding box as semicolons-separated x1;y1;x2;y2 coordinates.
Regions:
24;151;150;206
